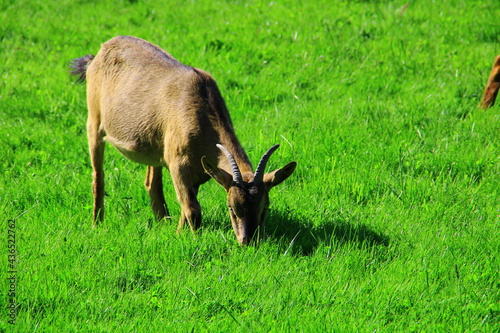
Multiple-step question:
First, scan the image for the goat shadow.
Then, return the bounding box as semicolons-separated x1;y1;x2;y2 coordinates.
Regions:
264;210;390;256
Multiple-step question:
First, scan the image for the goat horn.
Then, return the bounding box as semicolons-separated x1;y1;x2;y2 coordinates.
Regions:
254;144;280;184
216;144;243;184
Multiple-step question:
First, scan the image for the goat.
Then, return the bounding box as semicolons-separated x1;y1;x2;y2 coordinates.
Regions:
71;36;296;245
480;54;500;109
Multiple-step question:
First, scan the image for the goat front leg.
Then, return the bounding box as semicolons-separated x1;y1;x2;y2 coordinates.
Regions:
170;166;202;234
178;188;202;234
144;166;169;220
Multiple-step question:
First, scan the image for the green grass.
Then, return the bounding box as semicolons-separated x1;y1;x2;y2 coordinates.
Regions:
1;0;500;331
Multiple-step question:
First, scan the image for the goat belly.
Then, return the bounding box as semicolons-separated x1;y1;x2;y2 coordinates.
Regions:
103;135;164;167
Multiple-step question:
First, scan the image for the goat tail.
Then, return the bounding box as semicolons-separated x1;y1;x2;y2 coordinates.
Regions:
70;54;95;82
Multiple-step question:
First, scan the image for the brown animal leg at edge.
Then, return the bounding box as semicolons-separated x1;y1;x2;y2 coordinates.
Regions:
144;166;169;220
480;55;500;109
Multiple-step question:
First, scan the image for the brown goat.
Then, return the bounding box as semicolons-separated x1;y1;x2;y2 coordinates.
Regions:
480;55;500;109
71;36;296;245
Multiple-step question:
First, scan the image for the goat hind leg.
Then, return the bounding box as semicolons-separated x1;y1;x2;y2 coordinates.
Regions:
88;124;105;225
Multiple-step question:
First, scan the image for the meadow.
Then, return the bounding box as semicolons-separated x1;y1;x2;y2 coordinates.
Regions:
1;0;499;331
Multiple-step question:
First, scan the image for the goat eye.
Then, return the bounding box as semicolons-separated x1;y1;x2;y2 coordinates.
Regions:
228;204;244;216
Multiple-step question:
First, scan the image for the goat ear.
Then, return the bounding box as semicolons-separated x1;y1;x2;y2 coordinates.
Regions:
263;161;297;190
202;156;233;190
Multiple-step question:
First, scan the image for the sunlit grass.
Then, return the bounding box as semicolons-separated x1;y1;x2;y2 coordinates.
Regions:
1;0;499;331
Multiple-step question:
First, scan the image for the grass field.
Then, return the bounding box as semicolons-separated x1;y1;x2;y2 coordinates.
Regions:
1;0;499;331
